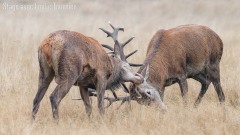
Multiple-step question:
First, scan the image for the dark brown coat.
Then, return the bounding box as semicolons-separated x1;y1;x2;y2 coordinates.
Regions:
32;30;143;119
131;24;225;106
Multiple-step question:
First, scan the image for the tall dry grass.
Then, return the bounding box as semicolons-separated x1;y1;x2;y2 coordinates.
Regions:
0;0;240;134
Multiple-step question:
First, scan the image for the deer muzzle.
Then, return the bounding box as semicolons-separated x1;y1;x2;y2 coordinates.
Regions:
133;73;144;85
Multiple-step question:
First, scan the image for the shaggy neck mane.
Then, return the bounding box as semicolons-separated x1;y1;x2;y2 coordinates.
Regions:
106;58;123;90
138;29;165;74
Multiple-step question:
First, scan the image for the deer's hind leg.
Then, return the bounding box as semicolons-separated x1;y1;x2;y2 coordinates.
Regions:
49;76;77;119
209;65;225;103
193;74;211;107
32;58;54;120
80;87;92;117
178;76;188;105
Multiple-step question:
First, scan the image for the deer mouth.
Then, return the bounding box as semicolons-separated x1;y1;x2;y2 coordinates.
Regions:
134;73;144;85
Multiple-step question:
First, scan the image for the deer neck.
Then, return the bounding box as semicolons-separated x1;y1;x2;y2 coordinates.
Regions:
105;58;123;90
138;53;168;86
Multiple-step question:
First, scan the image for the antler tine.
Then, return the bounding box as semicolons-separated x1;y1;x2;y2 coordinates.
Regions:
100;23;138;61
133;86;143;98
109;23;124;33
107;51;114;54
104;97;119;108
122;37;135;48
105;98;114;108
121;83;129;93
71;89;97;100
102;44;114;51
104;96;132;108
129;63;143;67
111;90;118;99
119;96;131;106
109;23;115;29
99;28;112;38
100;23;124;42
125;50;138;60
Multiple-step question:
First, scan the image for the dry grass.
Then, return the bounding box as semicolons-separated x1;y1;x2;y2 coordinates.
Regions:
0;0;240;134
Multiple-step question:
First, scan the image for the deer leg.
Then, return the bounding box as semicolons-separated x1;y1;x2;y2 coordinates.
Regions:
96;77;106;116
178;77;188;104
49;79;75;119
32;66;54;120
79;87;92;117
193;74;211;107
209;66;225;103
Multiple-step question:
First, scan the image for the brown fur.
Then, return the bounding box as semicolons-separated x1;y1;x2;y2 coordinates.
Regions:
132;24;225;106
32;30;142;119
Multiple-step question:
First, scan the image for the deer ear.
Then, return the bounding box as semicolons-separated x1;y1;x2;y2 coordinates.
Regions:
141;64;149;80
145;65;149;80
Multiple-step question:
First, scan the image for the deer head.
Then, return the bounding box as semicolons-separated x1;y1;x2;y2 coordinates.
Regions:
129;65;167;110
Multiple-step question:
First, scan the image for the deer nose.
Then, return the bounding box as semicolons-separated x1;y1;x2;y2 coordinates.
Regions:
135;73;144;84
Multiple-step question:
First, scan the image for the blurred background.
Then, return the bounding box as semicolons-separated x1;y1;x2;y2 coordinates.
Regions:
0;0;240;134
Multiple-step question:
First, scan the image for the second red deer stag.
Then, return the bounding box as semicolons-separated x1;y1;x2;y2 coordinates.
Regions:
32;24;144;120
130;24;225;106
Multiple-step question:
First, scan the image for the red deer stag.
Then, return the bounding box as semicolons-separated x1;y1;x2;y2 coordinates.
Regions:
32;24;144;120
129;24;225;107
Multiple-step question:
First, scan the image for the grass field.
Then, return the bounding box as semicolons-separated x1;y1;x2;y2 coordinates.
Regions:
0;0;240;134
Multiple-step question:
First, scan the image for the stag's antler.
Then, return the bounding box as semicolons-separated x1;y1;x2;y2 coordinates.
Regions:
125;50;138;59
72;88;132;108
129;63;143;67
104;96;131;108
100;23;124;59
102;44;114;51
99;23;124;42
121;83;129;93
100;23;142;66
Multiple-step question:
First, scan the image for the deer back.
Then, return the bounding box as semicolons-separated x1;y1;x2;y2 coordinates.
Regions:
143;24;223;88
38;30;111;84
